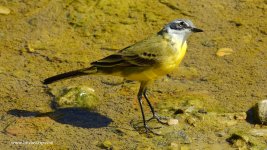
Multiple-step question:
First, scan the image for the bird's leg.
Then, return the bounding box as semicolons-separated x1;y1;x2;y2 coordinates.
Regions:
143;88;168;125
136;82;160;135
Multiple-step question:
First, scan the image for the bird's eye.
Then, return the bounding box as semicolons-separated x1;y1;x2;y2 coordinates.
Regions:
169;21;187;30
179;22;186;26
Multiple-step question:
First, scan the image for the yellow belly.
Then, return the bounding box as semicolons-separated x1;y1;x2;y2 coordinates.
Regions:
125;42;187;81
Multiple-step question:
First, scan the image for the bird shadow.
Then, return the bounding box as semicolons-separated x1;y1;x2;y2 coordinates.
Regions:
7;108;112;128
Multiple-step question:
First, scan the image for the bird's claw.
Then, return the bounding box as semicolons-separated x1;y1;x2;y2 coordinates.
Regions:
146;114;168;125
131;120;162;136
144;124;161;136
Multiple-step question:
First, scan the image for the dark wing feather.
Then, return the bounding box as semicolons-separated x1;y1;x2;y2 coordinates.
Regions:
91;34;166;68
91;54;130;67
122;55;157;66
91;53;158;68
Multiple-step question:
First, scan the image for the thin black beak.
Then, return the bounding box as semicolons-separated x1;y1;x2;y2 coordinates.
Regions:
191;28;203;32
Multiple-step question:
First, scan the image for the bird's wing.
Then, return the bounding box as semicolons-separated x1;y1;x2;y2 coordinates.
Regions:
91;35;168;68
90;54;127;67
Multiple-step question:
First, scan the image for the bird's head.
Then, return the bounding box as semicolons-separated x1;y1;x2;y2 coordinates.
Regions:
160;19;203;40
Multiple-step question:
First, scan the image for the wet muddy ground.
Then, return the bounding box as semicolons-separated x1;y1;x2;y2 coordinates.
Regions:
0;0;267;149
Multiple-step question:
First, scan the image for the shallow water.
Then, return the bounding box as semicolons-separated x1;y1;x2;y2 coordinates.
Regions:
0;0;266;149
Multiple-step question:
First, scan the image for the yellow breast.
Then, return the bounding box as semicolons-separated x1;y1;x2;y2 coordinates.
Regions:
153;41;187;76
125;41;187;81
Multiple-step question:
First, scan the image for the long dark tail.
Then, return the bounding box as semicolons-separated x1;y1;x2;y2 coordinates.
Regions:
43;66;97;84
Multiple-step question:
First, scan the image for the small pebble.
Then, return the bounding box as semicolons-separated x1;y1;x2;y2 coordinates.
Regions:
0;6;10;15
167;119;179;125
216;48;234;57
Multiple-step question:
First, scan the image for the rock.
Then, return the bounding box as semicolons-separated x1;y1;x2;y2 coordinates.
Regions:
216;48;234;57
167;119;179;126
250;129;267;137
255;99;267;124
0;6;10;15
52;86;99;110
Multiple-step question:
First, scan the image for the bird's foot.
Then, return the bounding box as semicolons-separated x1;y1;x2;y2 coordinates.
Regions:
144;124;161;136
131;120;162;136
146;114;168;125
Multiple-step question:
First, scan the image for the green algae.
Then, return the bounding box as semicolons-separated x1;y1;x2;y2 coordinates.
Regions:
52;86;99;110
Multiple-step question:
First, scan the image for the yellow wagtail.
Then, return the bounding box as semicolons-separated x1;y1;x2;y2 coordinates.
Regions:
44;19;203;134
